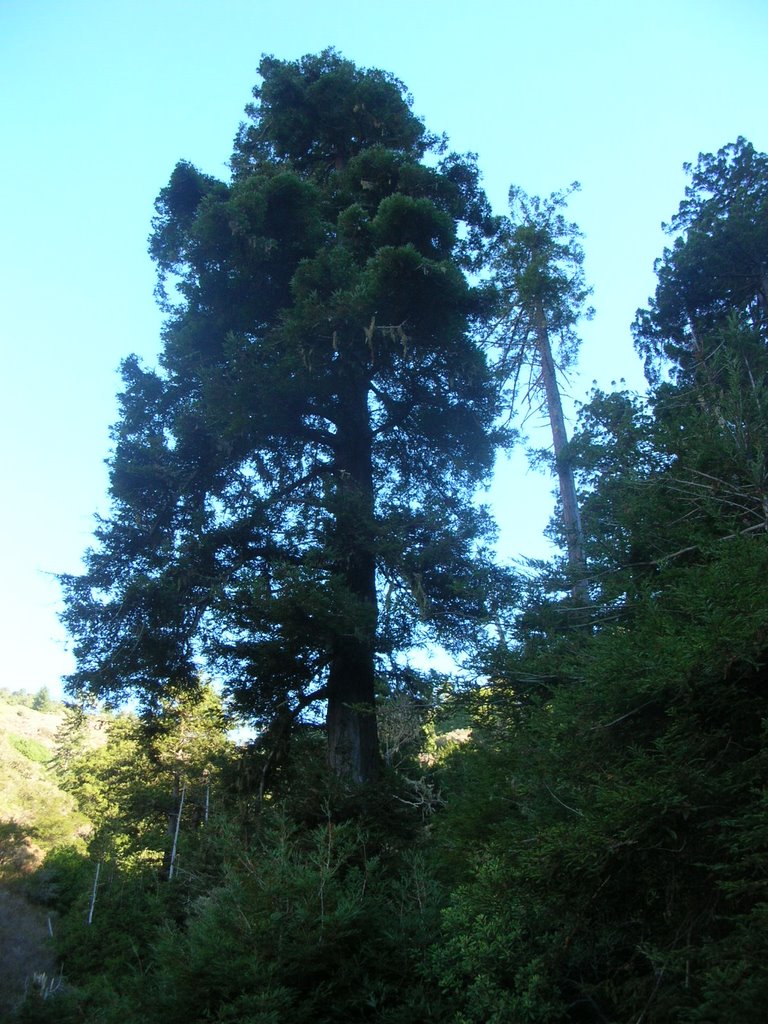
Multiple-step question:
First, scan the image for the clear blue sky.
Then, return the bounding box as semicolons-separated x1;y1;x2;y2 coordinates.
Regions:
1;0;766;696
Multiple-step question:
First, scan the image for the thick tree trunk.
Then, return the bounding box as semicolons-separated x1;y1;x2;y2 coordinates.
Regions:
533;303;588;600
327;635;380;784
326;372;380;784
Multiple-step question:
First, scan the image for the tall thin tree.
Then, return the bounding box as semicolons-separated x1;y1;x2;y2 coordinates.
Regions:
490;185;592;597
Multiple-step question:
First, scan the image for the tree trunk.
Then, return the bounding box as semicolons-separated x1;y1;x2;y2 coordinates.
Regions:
326;371;380;783
533;302;588;600
327;635;380;784
168;782;185;880
86;860;101;925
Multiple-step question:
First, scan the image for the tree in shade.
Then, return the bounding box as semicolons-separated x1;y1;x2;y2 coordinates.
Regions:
61;50;498;785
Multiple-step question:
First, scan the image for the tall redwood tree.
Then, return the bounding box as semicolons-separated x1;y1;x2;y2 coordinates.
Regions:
490;185;592;597
61;51;498;784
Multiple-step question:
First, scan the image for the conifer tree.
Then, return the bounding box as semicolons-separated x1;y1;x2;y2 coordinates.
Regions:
61;51;497;784
633;137;768;385
632;138;768;541
490;185;592;596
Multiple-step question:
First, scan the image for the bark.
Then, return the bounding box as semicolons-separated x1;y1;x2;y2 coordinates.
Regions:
86;860;101;925
327;635;380;784
326;370;380;783
168;782;185;880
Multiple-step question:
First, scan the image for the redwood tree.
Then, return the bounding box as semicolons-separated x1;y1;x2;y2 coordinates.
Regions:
61;50;498;784
489;185;592;594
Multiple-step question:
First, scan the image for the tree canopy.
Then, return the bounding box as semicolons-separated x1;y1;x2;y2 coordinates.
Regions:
633;137;768;384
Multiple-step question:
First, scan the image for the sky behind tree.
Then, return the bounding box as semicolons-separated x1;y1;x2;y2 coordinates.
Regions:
1;0;766;695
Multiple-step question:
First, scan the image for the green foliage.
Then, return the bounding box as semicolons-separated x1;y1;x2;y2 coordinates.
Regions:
427;139;768;1021
0;688;61;712
55;685;232;869
0;698;89;881
31;792;444;1024
20;101;768;1024
490;182;593;394
633;137;768;385
8;735;51;764
31;688;56;713
488;183;592;585
431;539;768;1022
145;809;438;1023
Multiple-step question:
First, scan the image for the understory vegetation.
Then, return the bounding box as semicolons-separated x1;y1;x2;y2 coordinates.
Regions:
6;52;768;1023
12;535;768;1022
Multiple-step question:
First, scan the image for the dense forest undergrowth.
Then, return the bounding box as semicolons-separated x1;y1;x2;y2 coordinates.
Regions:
5;52;768;1022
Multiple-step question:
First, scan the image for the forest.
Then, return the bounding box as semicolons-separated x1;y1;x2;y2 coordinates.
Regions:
7;50;768;1022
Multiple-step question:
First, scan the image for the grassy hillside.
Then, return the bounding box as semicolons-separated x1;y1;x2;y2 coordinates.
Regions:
0;693;94;1017
0;693;90;880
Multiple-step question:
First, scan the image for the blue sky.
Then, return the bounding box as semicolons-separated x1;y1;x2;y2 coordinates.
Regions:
1;0;766;696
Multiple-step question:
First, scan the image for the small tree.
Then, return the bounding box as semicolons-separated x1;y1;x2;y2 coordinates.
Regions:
31;686;54;712
56;684;230;871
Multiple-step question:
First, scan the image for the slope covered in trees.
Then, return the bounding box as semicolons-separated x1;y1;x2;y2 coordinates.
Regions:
433;137;768;1021
12;53;768;1022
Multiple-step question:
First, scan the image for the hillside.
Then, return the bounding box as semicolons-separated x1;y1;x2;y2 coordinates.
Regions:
0;693;91;879
0;694;90;1016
